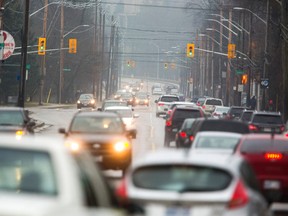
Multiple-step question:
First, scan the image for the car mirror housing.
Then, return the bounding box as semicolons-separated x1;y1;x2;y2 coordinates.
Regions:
58;128;66;134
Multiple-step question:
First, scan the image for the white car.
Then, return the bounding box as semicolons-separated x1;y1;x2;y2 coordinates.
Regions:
0;135;128;216
190;131;243;154
104;106;139;138
155;95;180;117
117;149;269;216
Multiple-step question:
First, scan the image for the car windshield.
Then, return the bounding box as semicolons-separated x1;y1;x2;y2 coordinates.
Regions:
70;116;124;133
0;148;57;196
133;165;231;192
205;99;222;106
79;94;93;100
240;139;288;153
160;96;179;102
0;111;24;126
195;136;240;149
252;115;283;124
200;121;250;134
106;109;133;118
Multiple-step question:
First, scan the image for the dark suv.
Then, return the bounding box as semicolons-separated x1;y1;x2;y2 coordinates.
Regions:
225;106;246;120
248;111;285;134
164;106;205;147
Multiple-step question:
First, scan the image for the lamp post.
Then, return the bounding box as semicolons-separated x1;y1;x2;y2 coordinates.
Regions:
206;18;238;36
206;28;229;40
59;24;90;104
150;42;159;79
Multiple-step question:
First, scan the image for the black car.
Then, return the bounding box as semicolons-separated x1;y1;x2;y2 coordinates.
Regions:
164;106;205;147
0;107;35;135
240;109;254;123
77;93;96;109
184;118;250;147
248;111;285;134
59;111;135;173
225;106;247;120
175;118;196;148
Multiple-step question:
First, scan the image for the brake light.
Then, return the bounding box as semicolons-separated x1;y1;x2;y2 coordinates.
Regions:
228;180;249;209
166;120;172;127
179;132;187;138
158;103;164;106
167;110;172;115
213;113;220;116
189;136;194;141
202;105;206;109
285;133;288;138
116;178;127;200
264;153;283;160
249;124;258;131
280;126;285;132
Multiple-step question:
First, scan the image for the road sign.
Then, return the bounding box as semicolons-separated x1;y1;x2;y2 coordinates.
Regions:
0;31;15;60
260;78;269;89
236;69;244;75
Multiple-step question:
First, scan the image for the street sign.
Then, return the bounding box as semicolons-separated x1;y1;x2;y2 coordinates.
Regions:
260;78;269;89
63;68;71;72
0;31;15;60
236;69;244;75
238;84;244;92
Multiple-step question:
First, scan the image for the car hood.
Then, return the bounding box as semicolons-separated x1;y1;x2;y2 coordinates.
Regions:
0;125;25;132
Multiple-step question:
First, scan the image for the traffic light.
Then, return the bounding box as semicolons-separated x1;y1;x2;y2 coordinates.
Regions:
228;43;236;59
127;60;130;67
164;63;168;69
187;43;195;57
69;38;77;53
241;74;248;85
38;37;46;55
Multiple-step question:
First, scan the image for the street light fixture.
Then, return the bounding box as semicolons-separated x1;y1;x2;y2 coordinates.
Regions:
233;7;267;25
206;19;238;36
63;24;90;38
206;28;229;40
199;33;221;46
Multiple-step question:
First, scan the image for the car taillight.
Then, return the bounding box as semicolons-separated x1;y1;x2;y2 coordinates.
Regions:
189;136;194;141
285;133;288;138
167;110;172;115
179;132;187;138
213;113;220;116
116;178;127;201
202;105;206;109
264;152;283;160
166;120;172;127
158;103;164;106
280;126;285;132
249;124;258;131
228;180;249;209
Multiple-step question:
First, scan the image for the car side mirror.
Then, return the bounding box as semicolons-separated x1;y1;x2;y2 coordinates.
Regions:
58;128;66;134
27;121;36;127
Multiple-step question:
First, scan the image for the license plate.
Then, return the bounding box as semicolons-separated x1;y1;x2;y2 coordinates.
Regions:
264;180;281;189
263;128;272;132
166;207;190;216
94;156;103;162
172;128;178;132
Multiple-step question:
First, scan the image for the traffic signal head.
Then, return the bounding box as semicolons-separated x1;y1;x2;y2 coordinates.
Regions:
164;63;168;69
127;61;130;67
241;74;248;85
69;38;77;54
228;43;236;59
187;43;195;58
38;37;46;55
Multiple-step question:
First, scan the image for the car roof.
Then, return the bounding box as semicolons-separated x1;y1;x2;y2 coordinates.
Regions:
241;133;286;140
104;106;132;110
171;101;195;105
160;94;179;97
173;105;202;111
76;110;119;117
195;131;243;138
252;111;281;116
132;149;242;174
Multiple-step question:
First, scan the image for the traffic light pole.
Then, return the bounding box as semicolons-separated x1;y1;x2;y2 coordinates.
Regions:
17;0;30;108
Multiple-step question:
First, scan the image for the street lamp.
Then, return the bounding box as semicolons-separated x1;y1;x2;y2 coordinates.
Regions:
59;24;90;104
233;7;267;25
206;28;229;40
150;42;160;79
206;19;238;36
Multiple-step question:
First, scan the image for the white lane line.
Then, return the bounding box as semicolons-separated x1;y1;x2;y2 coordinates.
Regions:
150;112;155;152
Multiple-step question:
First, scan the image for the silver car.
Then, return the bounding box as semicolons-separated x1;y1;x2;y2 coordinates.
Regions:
117;149;269;216
190;131;242;154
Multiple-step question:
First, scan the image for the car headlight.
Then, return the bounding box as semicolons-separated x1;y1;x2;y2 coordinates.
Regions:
15;130;25;140
77;100;81;104
145;99;148;103
90;99;96;104
65;140;81;152
114;141;130;152
136;100;139;103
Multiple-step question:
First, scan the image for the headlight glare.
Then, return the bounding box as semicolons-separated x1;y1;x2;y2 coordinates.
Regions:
114;141;130;152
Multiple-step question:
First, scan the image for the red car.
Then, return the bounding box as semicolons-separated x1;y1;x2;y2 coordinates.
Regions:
235;134;288;203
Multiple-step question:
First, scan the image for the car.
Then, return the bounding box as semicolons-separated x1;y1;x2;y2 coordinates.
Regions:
239;109;254;123
152;87;164;95
59;111;134;173
165;101;196;119
211;106;230;119
183;118;250;147
175;118;196;148
0;135;128;216
77;93;96;109
104;106;139;138
235;134;288;203
190;131;242;154
134;94;149;106
155;95;180;117
248;111;285;134
113;89;127;100
164;106;205;147
119;93;136;106
116;149;269;216
225;106;247;120
0;107;36;136
98;99;128;111
196;97;223;113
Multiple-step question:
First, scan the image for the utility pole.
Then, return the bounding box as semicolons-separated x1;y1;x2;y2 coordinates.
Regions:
219;7;223;99
39;0;48;105
100;13;105;101
92;0;98;99
106;16;115;98
282;0;288;121
246;12;253;108
59;0;64;104
17;0;30;108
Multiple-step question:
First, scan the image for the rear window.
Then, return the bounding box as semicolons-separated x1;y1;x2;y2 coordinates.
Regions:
200;121;250;134
252;115;283;124
195;136;240;149
173;110;202;119
133;165;232;192
240;139;288;153
160;96;179;102
205;99;222;106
